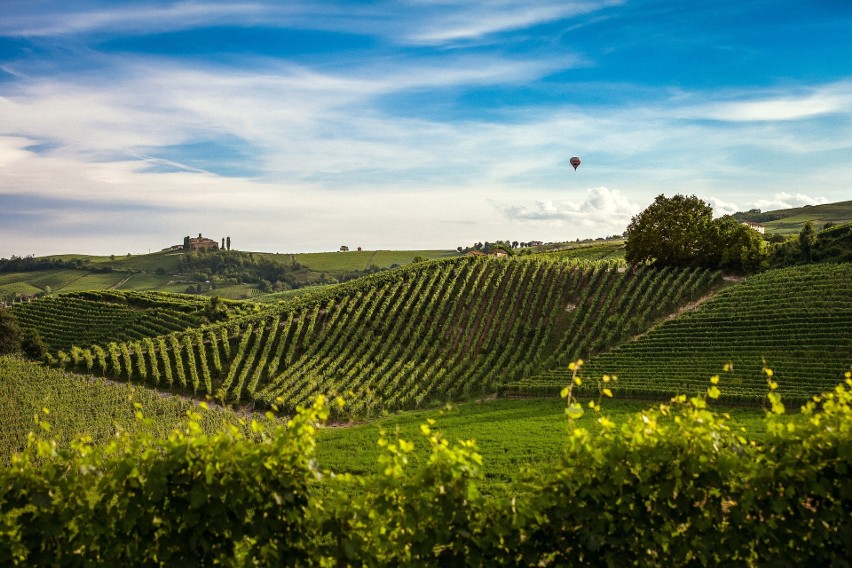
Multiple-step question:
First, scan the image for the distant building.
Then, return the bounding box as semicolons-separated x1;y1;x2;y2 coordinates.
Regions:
491;249;509;258
741;221;765;234
340;245;350;252
528;240;544;247
466;250;486;257
182;233;220;252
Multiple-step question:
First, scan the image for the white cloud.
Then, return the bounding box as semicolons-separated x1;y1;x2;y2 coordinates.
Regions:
497;187;639;234
751;192;829;211
707;196;740;217
0;2;289;37
0;136;36;167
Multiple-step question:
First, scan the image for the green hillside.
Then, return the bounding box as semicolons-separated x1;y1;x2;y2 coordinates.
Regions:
508;263;852;404
39;257;720;415
0;248;459;300
745;200;852;234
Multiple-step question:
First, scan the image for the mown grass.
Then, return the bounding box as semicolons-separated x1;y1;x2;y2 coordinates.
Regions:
316;395;770;495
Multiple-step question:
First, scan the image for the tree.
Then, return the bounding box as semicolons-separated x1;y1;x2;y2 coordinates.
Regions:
183;236;191;252
0;308;23;355
625;194;715;267
21;328;48;360
799;221;816;263
713;216;767;274
226;236;231;251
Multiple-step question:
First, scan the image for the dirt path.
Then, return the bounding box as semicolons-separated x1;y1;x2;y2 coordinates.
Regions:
630;280;736;342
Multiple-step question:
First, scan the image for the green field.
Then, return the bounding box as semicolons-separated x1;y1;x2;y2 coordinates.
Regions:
294;249;458;272
0;248;461;299
316;395;771;495
537;240;626;263
10;290;255;352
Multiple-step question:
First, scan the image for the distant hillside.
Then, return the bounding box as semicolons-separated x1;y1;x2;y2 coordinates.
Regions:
0;248;458;301
737;200;852;234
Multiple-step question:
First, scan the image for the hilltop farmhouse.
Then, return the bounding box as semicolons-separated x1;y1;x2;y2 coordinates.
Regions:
184;233;220;252
741;221;765;234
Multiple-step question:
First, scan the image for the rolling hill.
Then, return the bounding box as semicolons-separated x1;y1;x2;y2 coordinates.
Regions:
25;256;722;415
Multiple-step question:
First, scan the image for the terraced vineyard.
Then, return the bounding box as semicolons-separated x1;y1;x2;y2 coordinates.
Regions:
11;290;251;352
45;257;720;414
506;263;852;404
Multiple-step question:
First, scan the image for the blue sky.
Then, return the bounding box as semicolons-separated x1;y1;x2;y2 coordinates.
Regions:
1;0;850;257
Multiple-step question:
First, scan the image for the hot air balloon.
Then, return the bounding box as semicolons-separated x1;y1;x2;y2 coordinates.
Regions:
570;156;581;171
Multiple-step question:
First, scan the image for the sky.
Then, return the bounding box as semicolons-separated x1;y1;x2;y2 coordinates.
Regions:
1;0;851;257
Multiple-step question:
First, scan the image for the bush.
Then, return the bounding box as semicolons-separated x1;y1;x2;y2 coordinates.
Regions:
0;309;22;355
2;375;851;565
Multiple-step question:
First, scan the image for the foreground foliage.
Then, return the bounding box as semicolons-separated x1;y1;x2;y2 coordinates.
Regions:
2;374;850;566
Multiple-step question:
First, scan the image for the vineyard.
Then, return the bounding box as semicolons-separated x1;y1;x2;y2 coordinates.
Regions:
0;356;260;465
40;257;720;414
505;263;852;404
10;290;252;352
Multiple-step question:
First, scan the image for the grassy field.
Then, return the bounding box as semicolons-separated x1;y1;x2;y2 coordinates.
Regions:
315;395;770;494
537;240;626;263
293;249;459;272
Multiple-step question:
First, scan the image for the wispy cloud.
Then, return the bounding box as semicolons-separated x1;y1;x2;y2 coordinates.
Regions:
401;1;622;45
678;82;852;122
0;2;287;37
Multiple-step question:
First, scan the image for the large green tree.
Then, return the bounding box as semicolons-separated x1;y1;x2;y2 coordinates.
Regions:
625;194;716;267
713;216;768;273
626;194;766;273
